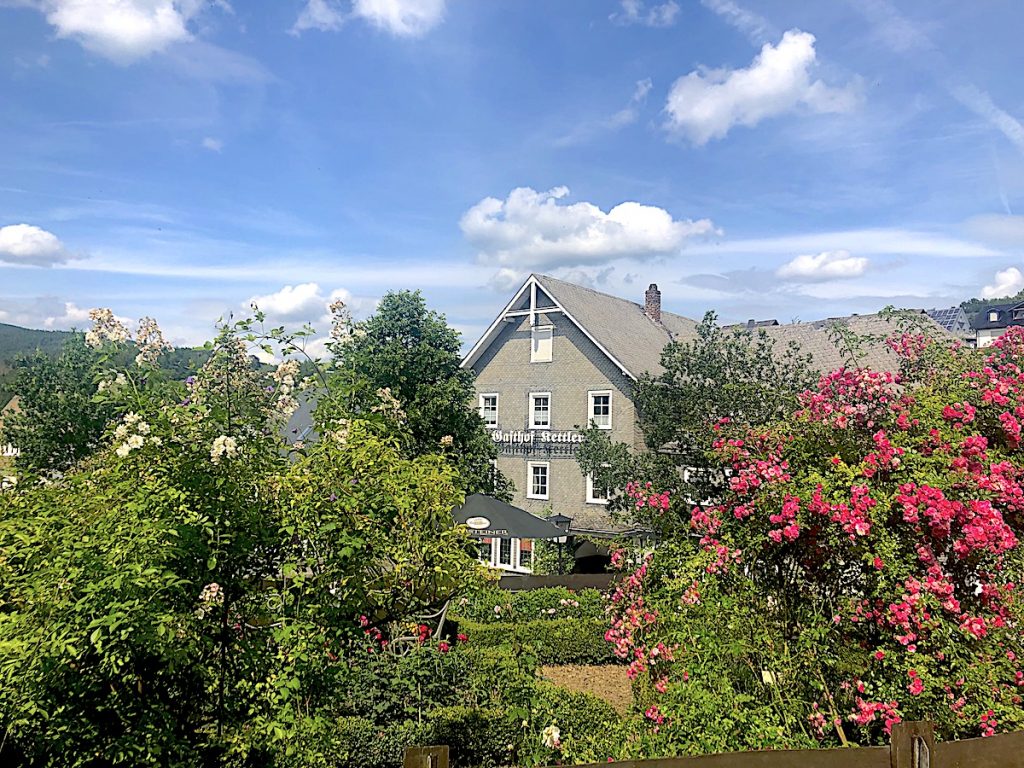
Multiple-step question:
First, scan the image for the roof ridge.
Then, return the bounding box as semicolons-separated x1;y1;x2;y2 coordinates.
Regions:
532;273;698;325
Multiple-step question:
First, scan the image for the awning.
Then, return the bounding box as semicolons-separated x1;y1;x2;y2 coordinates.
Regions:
452;493;566;540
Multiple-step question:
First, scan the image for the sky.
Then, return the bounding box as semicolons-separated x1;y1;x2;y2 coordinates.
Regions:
1;0;1024;350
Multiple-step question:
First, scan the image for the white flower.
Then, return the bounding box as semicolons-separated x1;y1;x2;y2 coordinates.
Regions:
115;444;131;458
1;476;17;491
124;412;141;426
134;316;171;367
126;434;145;450
87;308;130;348
113;424;130;441
541;725;561;750
150;436;163;447
135;421;150;435
439;435;453;447
211;435;238;464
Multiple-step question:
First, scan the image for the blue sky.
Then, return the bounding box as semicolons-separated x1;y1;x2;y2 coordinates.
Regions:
1;0;1024;349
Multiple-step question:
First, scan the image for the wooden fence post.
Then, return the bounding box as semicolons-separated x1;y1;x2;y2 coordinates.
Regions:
403;745;449;768
890;721;935;768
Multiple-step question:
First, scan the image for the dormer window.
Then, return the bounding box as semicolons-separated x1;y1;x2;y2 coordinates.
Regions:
990;310;999;322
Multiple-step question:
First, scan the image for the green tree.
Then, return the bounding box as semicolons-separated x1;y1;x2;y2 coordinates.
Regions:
578;312;816;534
336;290;510;499
3;334;116;472
0;314;480;767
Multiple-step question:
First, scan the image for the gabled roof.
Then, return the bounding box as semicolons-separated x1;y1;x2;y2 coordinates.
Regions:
926;307;965;332
461;274;699;379
463;274;953;380
971;302;1024;331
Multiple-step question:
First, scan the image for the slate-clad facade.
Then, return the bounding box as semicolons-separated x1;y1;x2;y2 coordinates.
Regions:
462;274;694;538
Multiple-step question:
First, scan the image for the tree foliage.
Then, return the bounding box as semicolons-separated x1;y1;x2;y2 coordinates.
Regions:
3;334;117;472
578;312;817;535
336;290;510;499
0;311;480;767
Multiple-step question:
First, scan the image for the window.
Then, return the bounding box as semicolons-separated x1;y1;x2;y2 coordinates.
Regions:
479;393;499;428
990;310;999;322
518;545;533;570
588;390;612;429
531;326;553;363
527;462;550;500
498;537;513;566
530;393;551;430
587;470;610;505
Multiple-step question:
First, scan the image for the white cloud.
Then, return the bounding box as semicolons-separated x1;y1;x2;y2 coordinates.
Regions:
776;249;869;281
291;0;345;33
700;0;772;45
460;186;718;269
664;29;860;145
611;0;680;28
30;0;226;63
248;282;328;322
0;223;71;267
201;137;224;152
292;0;445;37
555;78;653;147
487;268;526;292
42;301;92;328
981;267;1024;299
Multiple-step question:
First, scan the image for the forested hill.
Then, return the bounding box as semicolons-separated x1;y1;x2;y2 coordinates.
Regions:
0;322;209;408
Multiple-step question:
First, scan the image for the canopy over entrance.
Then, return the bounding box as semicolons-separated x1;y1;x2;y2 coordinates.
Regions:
452;493;565;540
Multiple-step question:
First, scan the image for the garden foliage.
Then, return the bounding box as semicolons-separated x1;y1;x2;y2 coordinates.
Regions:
0;306;481;767
605;321;1024;754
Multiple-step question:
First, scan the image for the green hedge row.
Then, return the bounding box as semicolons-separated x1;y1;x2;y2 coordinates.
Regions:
329;685;625;768
456;617;617;665
455;586;607;624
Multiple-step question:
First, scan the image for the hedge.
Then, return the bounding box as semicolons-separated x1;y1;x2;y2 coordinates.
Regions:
331;708;520;768
455;586;606;624
456;617;617;665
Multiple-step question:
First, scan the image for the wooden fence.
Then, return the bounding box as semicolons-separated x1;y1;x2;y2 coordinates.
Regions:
403;722;1024;768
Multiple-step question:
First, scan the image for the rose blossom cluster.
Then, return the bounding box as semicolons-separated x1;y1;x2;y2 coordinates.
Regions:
113;412;161;458
85;308;130;349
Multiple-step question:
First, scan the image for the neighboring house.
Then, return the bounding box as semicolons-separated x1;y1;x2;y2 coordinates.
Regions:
462;274;950;546
970;302;1024;348
927;307;974;344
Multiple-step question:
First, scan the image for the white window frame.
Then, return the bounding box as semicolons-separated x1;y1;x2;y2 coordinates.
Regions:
479;392;499;428
531;325;553;363
588;390;612;430
586;465;611;505
529;392;551;430
527;461;550;500
488;537;532;574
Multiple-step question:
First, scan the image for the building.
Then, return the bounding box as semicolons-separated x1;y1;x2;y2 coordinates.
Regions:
927;306;973;344
462;274;946;552
970;302;1024;347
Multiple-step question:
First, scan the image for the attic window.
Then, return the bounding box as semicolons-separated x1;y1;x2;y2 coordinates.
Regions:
531;326;553;363
990;310;999;322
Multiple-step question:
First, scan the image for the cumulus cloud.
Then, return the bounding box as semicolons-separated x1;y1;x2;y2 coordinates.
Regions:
981;267;1024;299
43;301;92;328
293;0;445;37
201;137;224;152
611;0;680;28
0;224;71;267
776;249;869;281
27;0;227;63
461;186;717;270
247;282;375;326
664;29;861;145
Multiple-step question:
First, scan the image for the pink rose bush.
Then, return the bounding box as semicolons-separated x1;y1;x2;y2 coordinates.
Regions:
608;328;1024;753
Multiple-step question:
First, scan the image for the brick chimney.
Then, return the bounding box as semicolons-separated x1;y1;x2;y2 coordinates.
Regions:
644;283;661;323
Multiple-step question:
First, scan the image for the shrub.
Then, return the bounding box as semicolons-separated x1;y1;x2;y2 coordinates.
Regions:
458;617;617;665
455;586;606;623
527;683;628;766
